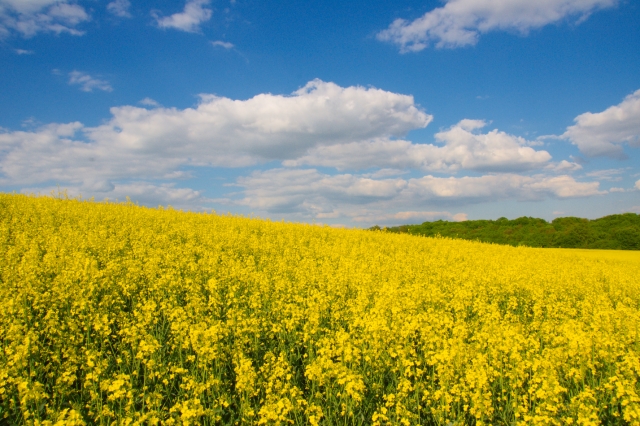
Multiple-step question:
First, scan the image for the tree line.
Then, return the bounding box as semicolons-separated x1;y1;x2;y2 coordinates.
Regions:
370;213;640;250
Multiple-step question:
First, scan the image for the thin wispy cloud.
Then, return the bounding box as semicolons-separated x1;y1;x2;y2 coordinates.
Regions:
353;211;468;225
139;97;161;107
544;160;583;173
211;40;234;49
585;168;627;181
609;187;625;192
68;71;113;92
107;0;132;18
0;0;90;38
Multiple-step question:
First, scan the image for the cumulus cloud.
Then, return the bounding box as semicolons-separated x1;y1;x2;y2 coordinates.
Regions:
107;0;131;18
636;180;640;190
155;0;212;33
0;121;189;188
85;79;431;163
68;71;113;92
0;0;90;38
285;119;551;172
377;0;617;51
0;79;605;222
0;80;430;188
230;168;603;222
562;89;640;158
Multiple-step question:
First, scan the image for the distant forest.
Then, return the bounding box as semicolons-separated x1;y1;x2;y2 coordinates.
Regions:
371;213;640;250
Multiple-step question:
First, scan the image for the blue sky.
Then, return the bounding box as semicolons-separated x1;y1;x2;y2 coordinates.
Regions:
1;0;639;227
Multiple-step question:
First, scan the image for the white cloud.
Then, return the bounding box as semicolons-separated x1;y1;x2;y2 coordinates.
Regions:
453;213;468;221
155;0;212;33
377;0;617;51
585;168;626;181
0;80;430;188
15;48;33;54
229;168;603;222
68;71;113;92
107;0;131;18
211;40;234;49
364;168;409;178
562;89;640;158
354;210;468;225
636;180;640;190
0;121;189;188
139;97;161;107
0;0;90;38
0;79;606;222
608;187;625;193
285;119;551;172
21;182;208;210
85;79;430;164
544;160;582;173
234;169;408;215
407;173;603;200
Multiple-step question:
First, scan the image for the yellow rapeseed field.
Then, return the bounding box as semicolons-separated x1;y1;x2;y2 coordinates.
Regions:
1;193;639;426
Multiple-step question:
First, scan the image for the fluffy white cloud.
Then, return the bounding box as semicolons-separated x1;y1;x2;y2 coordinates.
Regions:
0;79;606;223
562;89;640;158
636;180;640;190
0;122;196;189
0;80;430;188
377;0;617;51
86;79;430;163
0;0;89;37
284;120;551;172
107;0;131;18
68;71;113;92
155;0;212;33
230;168;603;222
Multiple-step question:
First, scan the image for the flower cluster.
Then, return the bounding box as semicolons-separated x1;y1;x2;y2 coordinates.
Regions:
1;193;639;425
